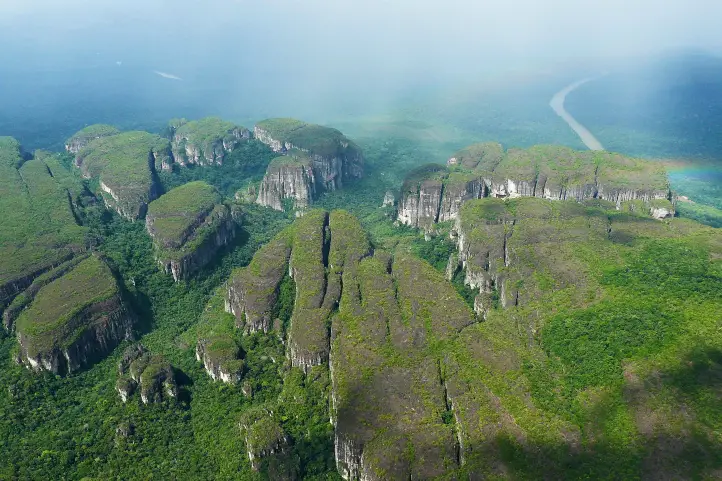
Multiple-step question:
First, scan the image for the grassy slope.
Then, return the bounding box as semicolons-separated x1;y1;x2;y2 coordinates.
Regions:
147;181;221;245
256;118;357;157
174;117;244;146
76;131;167;210
449;197;722;478
15;256;118;354
0;138;85;289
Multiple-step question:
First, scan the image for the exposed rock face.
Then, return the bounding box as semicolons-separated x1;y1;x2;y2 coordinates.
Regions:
454;198;614;317
117;350;178;404
2;253;81;331
19;295;134;375
146;182;238;281
226;235;293;333
157;205;237;281
256;153;317;211
398;144;674;230
651;206;674;219
15;256;135;375
240;410;290;471
196;337;245;384
226;210;480;479
65;124;120;154
382;190;395;207
397;164;448;230
286;211;331;372
254;119;363;210
169;117;251;166
73;131;168;220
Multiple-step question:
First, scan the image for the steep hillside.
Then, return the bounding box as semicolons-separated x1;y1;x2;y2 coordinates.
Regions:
15;255;135;375
200;205;722;479
146;181;239;281
197;210;479;477
168;117;251;166
0;138;87;315
73;131;170;219
399;143;674;230
254;119;364;210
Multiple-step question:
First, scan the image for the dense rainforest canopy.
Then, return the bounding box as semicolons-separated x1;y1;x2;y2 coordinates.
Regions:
0;112;720;480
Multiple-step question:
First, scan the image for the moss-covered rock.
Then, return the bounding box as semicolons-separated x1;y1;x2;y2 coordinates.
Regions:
15;255;135;375
146;181;238;281
65;124;120;154
169;117;251;166
0;139;87;313
195;336;245;384
74;131;171;219
226;233;293;333
330;251;473;479
399;143;673;230
228;209;474;478
254;119;363;210
286;210;330;371
117;349;177;404
239;408;289;471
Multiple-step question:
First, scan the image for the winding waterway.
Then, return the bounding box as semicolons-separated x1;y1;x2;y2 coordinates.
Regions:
550;77;605;151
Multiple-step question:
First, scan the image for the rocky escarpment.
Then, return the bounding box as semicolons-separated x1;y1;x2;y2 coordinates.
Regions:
3;254;89;332
239;408;292;472
168;117;251;166
1;138;88;316
15;256;135;375
65;124;120;154
146;182;239;281
73;131;170;220
450;197;667;318
223;210;483;479
116;345;178;404
202;206;722;478
227;210;337;372
226;233;293;334
398;143;675;230
196;336;245;384
255;152;317;211
254;118;363;210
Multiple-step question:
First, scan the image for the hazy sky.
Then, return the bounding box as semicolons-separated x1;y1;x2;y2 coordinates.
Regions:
1;0;722;149
2;0;721;60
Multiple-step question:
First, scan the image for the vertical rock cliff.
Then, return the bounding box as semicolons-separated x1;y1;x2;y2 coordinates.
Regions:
255;153;317;211
169;117;251;166
65;124;120;154
254;119;363;210
72;131;170;220
146;182;239;281
398;144;675;231
15;256;135;375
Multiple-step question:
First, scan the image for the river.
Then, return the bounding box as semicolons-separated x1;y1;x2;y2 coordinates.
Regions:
550;77;605;151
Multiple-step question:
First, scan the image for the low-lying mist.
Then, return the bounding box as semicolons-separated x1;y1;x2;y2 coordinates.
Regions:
1;0;721;152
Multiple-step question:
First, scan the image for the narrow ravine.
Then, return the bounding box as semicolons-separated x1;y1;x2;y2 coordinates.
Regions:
550;77;605;151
